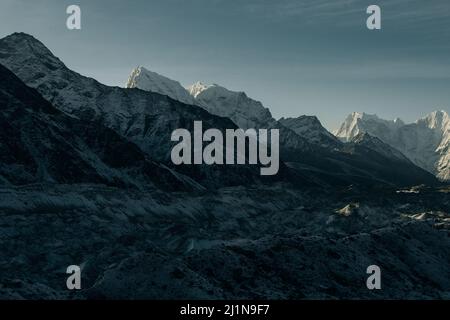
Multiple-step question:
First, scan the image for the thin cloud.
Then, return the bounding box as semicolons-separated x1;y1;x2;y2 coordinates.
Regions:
223;0;450;31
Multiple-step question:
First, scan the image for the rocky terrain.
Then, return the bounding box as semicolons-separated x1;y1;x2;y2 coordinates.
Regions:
0;183;448;299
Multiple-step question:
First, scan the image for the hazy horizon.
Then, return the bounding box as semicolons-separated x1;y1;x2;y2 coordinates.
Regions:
1;0;449;131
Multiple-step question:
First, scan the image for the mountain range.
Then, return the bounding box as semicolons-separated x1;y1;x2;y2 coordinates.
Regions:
0;33;444;187
124;63;439;187
0;33;279;188
335;111;449;181
126;65;449;182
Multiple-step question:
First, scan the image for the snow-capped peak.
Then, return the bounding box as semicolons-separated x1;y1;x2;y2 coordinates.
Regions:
126;66;196;105
334;112;405;141
186;82;274;129
417;110;449;130
186;81;212;98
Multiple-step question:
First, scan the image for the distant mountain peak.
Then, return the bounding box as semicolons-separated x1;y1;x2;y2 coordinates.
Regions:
2;32;56;58
418;110;449;129
347;112;405;125
133;75;340;149
278;115;341;148
335;111;406;140
186;81;212;98
187;82;274;129
4;32;38;41
125;66;196;105
351;111;379;119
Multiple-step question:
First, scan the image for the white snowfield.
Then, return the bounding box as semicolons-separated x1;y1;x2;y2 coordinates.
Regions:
335;111;450;181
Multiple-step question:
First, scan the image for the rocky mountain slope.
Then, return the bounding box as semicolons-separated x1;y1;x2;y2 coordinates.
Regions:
348;133;410;163
335;111;450;181
0;33;227;162
128;71;337;149
0;63;201;191
0;33;272;188
279;116;342;149
187;82;274;129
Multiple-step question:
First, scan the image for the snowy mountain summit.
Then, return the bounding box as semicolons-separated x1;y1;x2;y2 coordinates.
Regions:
126;68;338;146
187;82;274;129
335;110;450;181
334;112;405;142
126;66;196;105
126;66;275;129
123;66;447;181
187;81;211;99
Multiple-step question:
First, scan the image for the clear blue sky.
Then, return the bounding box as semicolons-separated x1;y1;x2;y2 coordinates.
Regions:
1;0;449;130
